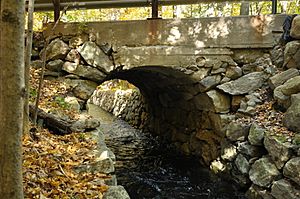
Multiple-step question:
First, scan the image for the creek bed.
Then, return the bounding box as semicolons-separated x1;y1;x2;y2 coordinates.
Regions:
88;104;246;199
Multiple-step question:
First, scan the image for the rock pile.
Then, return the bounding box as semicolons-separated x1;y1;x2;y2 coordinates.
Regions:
210;16;300;199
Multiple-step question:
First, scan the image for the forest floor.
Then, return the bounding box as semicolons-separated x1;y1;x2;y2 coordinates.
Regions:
23;68;296;198
23;69;110;199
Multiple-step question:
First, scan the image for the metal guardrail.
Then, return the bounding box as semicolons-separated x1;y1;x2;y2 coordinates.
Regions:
26;0;280;21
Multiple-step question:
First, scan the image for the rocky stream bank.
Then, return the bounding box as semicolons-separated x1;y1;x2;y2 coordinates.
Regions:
27;15;300;198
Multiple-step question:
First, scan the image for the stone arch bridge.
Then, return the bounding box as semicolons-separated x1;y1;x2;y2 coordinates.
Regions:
40;15;286;165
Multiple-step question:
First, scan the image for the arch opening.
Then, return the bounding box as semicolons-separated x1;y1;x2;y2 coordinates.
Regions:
90;66;222;166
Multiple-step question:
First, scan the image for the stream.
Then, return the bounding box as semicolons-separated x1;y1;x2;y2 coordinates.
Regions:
88;104;246;199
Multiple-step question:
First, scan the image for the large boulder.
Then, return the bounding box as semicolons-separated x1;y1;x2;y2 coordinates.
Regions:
246;184;273;199
225;66;243;80
290;15;300;39
234;154;249;175
283;93;300;132
283;157;300;186
269;68;299;90
42;38;70;61
206;90;231;113
199;75;222;92
217;72;266;95
271;179;300;199
62;62;106;83
70;114;100;132
69;34;88;48
103;186;130;199
264;134;294;169
66;79;98;100
283;40;300;69
248;123;265;146
237;141;266;157
270;45;284;68
46;59;64;72
225;122;250;142
249;157;280;188
64;96;81;112
78;41;114;73
273;76;300;109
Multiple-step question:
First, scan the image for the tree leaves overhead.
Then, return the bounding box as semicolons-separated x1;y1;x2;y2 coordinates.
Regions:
31;1;300;31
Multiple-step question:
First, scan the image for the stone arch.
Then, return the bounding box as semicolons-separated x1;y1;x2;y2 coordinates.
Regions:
36;36;235;166
95;65;224;166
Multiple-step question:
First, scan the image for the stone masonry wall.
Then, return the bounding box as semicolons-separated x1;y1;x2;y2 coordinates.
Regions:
89;88;149;130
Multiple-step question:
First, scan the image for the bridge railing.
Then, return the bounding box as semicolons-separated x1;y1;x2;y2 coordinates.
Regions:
27;0;285;22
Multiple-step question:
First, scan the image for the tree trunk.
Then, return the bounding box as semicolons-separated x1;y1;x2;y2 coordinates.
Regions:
24;0;35;134
29;104;73;135
0;0;25;198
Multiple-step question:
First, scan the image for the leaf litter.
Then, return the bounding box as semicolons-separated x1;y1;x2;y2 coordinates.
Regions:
24;68;110;198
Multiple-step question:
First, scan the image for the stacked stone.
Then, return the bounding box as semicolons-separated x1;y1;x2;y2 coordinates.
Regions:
208;17;300;199
270;17;300;134
210;120;300;199
31;34;115;111
31;34;130;198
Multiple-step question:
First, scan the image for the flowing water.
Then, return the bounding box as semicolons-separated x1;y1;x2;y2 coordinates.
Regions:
88;104;246;199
